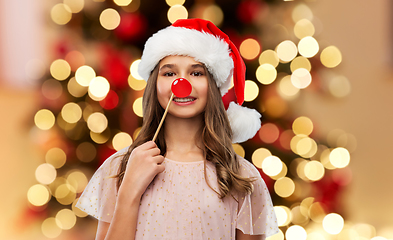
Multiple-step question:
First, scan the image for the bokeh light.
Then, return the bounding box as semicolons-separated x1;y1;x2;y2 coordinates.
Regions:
50;59;71;81
323;213;344;235
90;130;110;144
202;5;224;26
128;75;147;91
329;147;350;168
88;76;110;101
292;4;313;22
130;59;143;80
46;148;67;168
256;64;277;85
51;4;72;25
298;36;319;58
76;142;97;162
113;132;133;151
309;202;326;222
320;46;342;68
304;160;325;181
36;163;57;185
166;0;185;6
290;56;312;72
114;0;133;7
75;65;96;87
67;171;88;193
232;143;245;158
286;225;307;240
61;102;82;124
55;183;77;205
291;68;312;89
274;206;292;226
87;112;108;133
240;38;261;60
28;184;51;206
244;80;259;102
42;217;62;238
262;156;283;176
68;77;88;98
72;198;88;217
100;8;121;30
252;148;272;169
42;79;63;100
34;109;56;130
276;40;298;62
167;5;188;24
56;209;77;230
278;75;300;100
259;123;280;144
259;50;280;67
63;0;84;13
133;97;143;117
294;19;315;39
292;116;313;136
329;76;351;98
274;177;295;198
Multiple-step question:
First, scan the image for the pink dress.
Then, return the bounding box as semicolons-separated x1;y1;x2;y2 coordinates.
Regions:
76;147;279;239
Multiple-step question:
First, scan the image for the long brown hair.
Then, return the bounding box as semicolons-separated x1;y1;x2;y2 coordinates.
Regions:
115;63;255;199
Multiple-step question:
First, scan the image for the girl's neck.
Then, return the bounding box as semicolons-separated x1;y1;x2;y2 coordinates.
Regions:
163;113;205;162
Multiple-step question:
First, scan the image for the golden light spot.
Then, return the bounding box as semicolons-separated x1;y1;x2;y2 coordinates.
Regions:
329;76;351;98
295;158;308;180
298;36;319;58
320;46;342;68
166;0;185;6
202;5;224;26
100;8;121;30
51;4;72;25
56;209;77;230
42;79;63;100
351;223;376;239
34;109;55;130
114;0;133;6
167;5;188;24
55;184;77;205
304;161;325;181
251;148;272;169
46;148;67;168
28;184;51;206
36;163;57;185
296;136;317;158
271;163;288;180
256;64;277;85
72;199;88;217
128;75;147;91
244;80;259;102
133;97;143;117
286;225;307;240
292;4;313;22
63;0;84;13
290;56;311;72
279;129;294;151
50;59;71;81
232;144;245;158
278;75;300;100
75;65;96;87
133;127;142;140
90;130;110;144
67;171;88;193
42;217;62;238
320;148;336;170
68;77;88;98
88;76;110;101
309;202;326;223
276;40;298;63
291;205;308;225
323;213;344;235
76;142;96;162
291;68;311;89
113;132;133;151
259;123;280;144
274;206;291;226
61;102;82;124
262;156;282;176
329;147;350;168
87;112;108;133
130;59;143;80
266;229;284;240
292;116;313;135
274;177;295;198
264;95;288;118
259;50;279;67
306;232;326;240
294;19;315;39
240;38;261;60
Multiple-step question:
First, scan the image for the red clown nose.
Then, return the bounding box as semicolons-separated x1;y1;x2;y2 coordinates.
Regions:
171;78;192;98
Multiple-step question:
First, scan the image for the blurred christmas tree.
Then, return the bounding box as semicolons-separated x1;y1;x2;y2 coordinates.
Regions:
27;0;357;238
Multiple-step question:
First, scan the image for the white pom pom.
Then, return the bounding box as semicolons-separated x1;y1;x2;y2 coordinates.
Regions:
227;102;261;143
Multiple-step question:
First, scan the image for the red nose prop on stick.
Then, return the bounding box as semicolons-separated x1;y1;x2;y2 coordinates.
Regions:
152;78;192;142
171;78;192;98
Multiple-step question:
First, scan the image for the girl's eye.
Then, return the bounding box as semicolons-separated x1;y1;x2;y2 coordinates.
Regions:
163;72;175;77
191;71;204;77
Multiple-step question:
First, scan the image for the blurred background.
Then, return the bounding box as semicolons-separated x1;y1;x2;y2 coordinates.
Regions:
1;0;392;239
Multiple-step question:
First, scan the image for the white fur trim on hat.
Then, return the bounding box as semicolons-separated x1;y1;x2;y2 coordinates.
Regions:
138;26;234;96
227;101;261;143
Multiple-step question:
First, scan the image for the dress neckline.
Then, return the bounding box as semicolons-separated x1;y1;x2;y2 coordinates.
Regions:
164;157;204;165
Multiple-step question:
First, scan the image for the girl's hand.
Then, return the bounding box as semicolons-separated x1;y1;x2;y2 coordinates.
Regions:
117;141;165;202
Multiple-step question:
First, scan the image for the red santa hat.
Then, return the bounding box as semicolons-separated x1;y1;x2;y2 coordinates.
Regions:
138;18;261;143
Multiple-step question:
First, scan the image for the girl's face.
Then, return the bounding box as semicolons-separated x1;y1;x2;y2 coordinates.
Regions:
157;55;208;119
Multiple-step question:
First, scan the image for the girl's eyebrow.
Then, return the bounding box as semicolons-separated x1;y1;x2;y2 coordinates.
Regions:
159;64;175;71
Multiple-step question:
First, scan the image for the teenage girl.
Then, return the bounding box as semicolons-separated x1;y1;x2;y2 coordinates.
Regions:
77;18;279;240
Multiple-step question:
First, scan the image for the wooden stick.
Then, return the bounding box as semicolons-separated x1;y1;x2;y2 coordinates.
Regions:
152;93;174;142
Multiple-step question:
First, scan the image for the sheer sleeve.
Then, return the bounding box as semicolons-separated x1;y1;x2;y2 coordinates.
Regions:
236;156;279;237
76;147;128;223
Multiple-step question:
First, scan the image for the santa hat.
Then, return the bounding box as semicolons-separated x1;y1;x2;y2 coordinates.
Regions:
138;18;261;143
